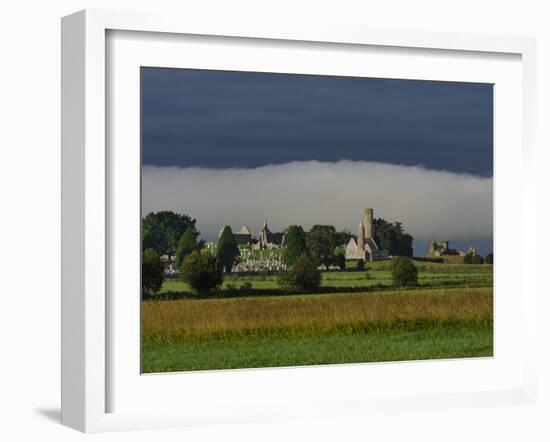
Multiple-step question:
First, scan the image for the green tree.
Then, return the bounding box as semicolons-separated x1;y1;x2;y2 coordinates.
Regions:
391;256;418;287
141;211;203;255
471;254;484;264
277;255;321;291
334;229;354;247
463;252;473;264
337;253;346;270
181;251;223;296
282;225;308;266
485;253;494;264
175;227;198;269
372;218;413;257
307;225;337;269
142;248;164;297
217;225;240;273
356;258;365;271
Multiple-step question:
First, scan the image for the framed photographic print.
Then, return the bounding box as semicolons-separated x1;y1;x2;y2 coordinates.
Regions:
139;67;495;374
61;9;537;433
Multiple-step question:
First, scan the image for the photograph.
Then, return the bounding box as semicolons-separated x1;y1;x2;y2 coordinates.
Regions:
140;67;494;374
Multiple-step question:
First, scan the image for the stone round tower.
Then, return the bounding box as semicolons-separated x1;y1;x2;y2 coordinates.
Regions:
363;208;374;239
357;222;365;250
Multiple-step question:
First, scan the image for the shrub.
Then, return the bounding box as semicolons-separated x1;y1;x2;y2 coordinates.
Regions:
364;272;372;280
240;281;253;291
463;252;473;264
471;254;484;264
337;254;346;270
391;256;418;287
485;253;494;264
142;248;164;297
277;255;321;291
181;251;223;296
356;259;365;271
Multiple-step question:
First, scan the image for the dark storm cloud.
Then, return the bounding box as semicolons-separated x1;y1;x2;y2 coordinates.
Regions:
141;68;493;176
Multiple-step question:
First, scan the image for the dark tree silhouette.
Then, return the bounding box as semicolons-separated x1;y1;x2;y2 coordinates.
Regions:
142;248;164;297
283;225;308;266
175;227;199;269
142;211;203;255
307;225;337;269
217;226;240;273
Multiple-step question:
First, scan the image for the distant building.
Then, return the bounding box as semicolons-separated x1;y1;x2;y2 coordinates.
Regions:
345;208;389;261
428;239;452;256
160;254;177;275
256;220;285;249
218;220;285;249
233;225;254;245
427;240;476;257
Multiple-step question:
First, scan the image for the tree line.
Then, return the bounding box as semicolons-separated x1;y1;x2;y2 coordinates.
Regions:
141;211;415;297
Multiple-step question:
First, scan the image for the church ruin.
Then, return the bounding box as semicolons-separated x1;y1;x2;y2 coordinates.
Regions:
427;239;477;257
428;239;452;256
219;220;285;249
256;220;285;249
345;208;389;262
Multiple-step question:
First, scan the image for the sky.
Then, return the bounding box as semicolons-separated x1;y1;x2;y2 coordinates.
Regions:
141;67;493;255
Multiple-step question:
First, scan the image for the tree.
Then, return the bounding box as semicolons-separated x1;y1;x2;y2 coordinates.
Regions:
181;251;223;296
217;225;240;273
463;252;473;264
485;253;494;264
471;254;484;264
372;218;413;257
141;211;203;255
277;255;321;291
282;225;308;266
356;258;365;271
391;256;418;287
142;248;164;297
335;229;354;247
307;225;337;269
175;227;198;269
337;253;346;270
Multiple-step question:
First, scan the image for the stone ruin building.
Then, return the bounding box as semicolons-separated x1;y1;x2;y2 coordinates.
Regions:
345;208;389;262
256;220;285;249
233;225;254;245
219;220;285;250
427;239;477;257
428;239;452;256
216;220;287;273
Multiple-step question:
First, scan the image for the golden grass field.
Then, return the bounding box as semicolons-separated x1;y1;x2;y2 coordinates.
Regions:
142;287;493;342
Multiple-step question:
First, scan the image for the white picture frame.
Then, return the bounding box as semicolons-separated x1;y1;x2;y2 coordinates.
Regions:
61;9;537;433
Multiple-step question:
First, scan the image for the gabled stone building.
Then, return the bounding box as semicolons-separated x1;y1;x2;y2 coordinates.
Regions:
345;208;389;262
219;221;285;249
256;220;285;249
233;225;254;245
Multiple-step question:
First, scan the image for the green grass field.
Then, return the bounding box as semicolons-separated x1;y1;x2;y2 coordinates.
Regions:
142;325;492;372
142;260;493;373
159;263;492;294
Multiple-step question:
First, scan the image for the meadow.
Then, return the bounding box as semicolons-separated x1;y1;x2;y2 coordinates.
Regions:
142;260;493;373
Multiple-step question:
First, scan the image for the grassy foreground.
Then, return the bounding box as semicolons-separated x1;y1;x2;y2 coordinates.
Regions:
142;325;492;372
142;286;493;373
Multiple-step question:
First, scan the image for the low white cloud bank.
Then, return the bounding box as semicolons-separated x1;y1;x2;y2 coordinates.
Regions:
142;161;492;245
